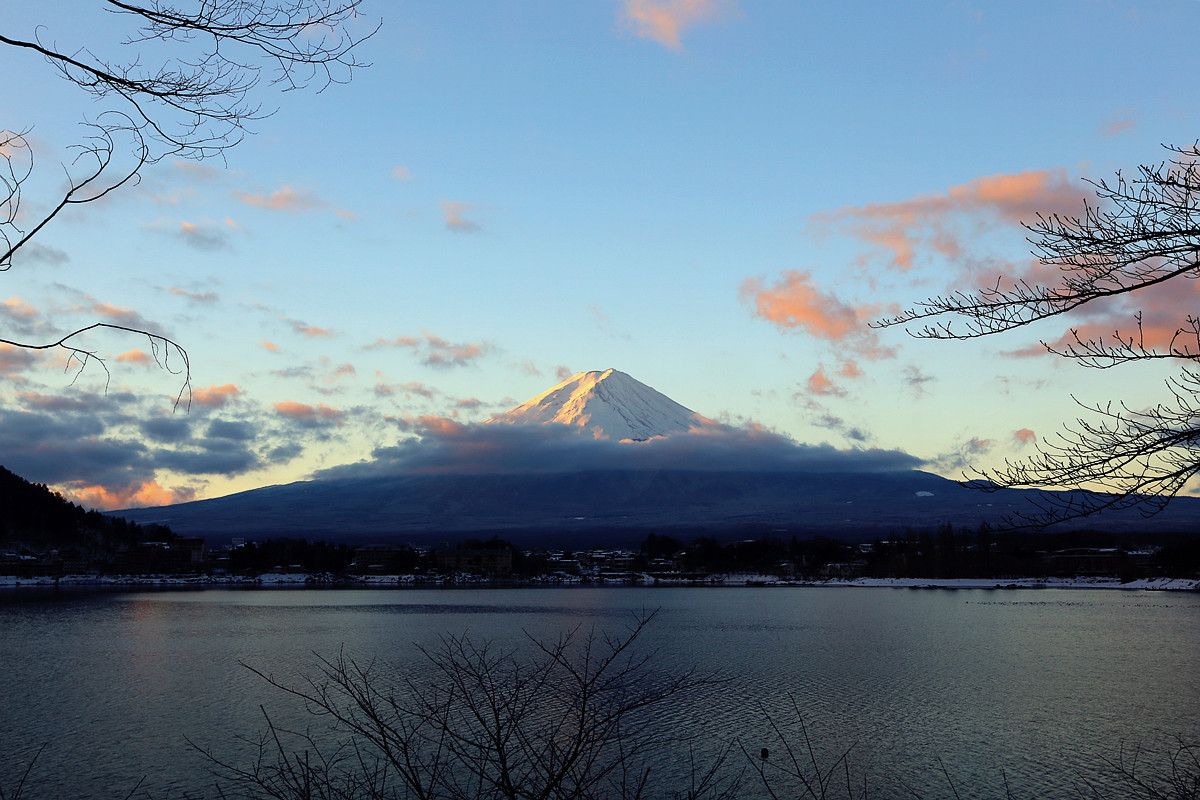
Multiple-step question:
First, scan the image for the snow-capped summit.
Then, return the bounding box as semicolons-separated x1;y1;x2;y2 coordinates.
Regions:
486;368;710;441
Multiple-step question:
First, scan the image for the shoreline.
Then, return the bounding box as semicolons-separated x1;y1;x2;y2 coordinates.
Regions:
1;573;1197;591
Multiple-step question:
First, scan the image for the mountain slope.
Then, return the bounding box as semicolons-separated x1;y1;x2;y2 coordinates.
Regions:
115;369;1200;546
116;467;1200;547
487;369;708;440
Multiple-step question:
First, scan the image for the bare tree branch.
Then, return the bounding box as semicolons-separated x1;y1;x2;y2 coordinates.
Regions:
877;144;1200;526
1;1;377;402
204;612;738;800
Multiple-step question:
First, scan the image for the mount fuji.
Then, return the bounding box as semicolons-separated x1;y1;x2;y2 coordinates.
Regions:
118;369;1200;545
486;369;710;441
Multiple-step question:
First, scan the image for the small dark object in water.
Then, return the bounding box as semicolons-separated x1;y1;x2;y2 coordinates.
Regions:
760;748;769;760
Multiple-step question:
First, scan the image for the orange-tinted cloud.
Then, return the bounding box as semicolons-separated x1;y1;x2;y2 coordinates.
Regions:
235;185;352;217
1002;278;1200;361
740;270;893;359
1;297;39;323
368;330;493;368
261;339;280;352
116;349;151;364
1014;428;1037;444
192;383;242;407
620;0;736;50
440;200;480;232
290;319;334;337
91;302;162;334
811;169;1087;273
169;287;219;304
805;365;845;397
273;400;345;425
412;414;463;436
66;480;197;511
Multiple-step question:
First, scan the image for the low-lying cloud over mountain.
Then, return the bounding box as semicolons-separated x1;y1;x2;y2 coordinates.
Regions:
315;414;923;480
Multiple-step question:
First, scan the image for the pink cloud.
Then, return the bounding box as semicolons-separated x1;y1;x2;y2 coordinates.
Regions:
261;339;280;352
168;287;219;304
1001;278;1200;362
0;297;39;324
811;169;1087;273
273;400;345;425
65;480;196;511
290;320;334;337
235;185;352;217
115;349;151;364
392;165;413;181
620;0;736;50
192;383;242;407
1014;428;1037;444
368;330;493;368
740;270;893;359
440;200;480;232
805;365;845;397
91;303;163;334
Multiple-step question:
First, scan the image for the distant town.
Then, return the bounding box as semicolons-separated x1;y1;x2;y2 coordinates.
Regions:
3;465;1198;587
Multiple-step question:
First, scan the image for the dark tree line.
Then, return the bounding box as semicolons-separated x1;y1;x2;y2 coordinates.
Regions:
0;464;167;554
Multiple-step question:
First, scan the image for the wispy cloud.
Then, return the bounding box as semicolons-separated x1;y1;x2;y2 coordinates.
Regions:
902;364;935;396
0;344;38;376
273;400;346;427
805;365;845;397
284;317;335;337
367;330;494;368
392;165;413;181
0;297;41;335
619;0;737;50
235;185;353;217
168;286;220;304
440;200;480;232
177;220;232;251
810;169;1087;273
90;302;165;335
10;242;68;266
1098;108;1136;138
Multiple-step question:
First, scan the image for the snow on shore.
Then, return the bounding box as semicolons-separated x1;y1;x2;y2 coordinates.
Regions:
1;573;1197;591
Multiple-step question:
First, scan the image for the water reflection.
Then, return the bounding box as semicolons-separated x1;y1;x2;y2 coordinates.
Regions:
0;587;1196;799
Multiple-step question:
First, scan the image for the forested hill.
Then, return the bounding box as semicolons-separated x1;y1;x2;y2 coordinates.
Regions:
0;465;170;553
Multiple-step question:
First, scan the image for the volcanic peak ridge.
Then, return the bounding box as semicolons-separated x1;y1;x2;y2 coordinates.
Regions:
486;368;709;441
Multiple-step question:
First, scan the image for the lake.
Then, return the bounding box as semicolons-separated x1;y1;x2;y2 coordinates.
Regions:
1;586;1197;798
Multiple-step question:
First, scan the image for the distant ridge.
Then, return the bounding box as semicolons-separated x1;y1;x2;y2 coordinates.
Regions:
115;369;1200;546
487;368;708;441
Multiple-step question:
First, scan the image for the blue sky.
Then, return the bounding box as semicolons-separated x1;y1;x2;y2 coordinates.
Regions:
3;0;1199;508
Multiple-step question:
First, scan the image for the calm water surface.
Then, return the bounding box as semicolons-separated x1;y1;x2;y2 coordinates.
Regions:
1;586;1197;798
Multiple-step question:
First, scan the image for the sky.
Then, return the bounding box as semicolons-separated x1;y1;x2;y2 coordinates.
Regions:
3;0;1200;510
